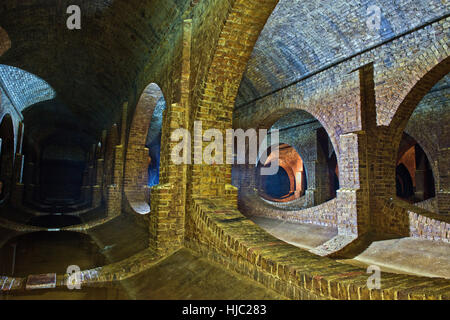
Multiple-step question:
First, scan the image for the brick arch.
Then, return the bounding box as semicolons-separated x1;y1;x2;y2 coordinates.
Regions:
389;56;450;139
377;42;450;128
0;26;10;56
192;0;279;198
258;143;306;202
234;100;342;160
377;56;450;198
0;113;15;202
124;83;165;215
234;104;297;131
252;107;340;185
257;140;306;174
401;131;439;195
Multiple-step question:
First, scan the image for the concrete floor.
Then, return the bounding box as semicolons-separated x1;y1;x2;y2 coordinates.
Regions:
250;216;450;279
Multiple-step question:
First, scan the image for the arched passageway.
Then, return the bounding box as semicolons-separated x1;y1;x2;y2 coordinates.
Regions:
233;109;340;210
124;83;166;215
258;143;306;202
389;69;449;215
396;134;436;203
39;144;87;203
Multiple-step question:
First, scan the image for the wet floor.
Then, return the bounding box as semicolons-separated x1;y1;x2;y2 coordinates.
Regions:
27;215;83;228
0;231;106;277
1;249;284;300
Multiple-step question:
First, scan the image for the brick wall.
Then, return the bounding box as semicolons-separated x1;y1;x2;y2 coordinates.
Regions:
239;192;338;228
186;197;450;300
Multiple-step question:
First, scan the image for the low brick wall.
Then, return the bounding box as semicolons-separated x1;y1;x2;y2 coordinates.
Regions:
259;195;308;209
239;193;338;228
0;249;160;292
187;197;450;300
415;197;438;214
376;198;450;243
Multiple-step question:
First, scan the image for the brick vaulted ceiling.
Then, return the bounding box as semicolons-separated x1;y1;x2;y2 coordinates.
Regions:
0;0;192;146
0;0;448;148
235;0;449;108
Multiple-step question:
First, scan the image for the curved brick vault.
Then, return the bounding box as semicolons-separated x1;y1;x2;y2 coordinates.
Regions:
0;0;449;300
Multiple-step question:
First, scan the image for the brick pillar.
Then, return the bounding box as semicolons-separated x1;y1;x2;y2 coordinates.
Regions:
113;145;124;187
106;184;121;218
102;144;124;217
149;103;186;255
414;145;426;202
11;122;24;207
148;20;193;256
11;153;24;207
104;124;119;198
92;185;102;207
337;132;371;236
94;158;104;205
304;161;316;207
437;148;450;215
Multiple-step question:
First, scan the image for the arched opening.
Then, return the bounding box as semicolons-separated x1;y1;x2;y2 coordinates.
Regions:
396;163;414;200
39;143;87;204
124;83;166;215
0;114;14;203
396;134;436;203
391;68;449;213
146;95;166;188
234;110;340;209
258;143;306;202
328;151;339;198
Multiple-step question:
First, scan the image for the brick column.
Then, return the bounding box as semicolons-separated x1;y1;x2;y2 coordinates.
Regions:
437;148;450;215
92;158;104;206
92;185;102;207
11;155;24;208
106;184;121;218
11;122;24;207
414;145;427;202
105;144;124;217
